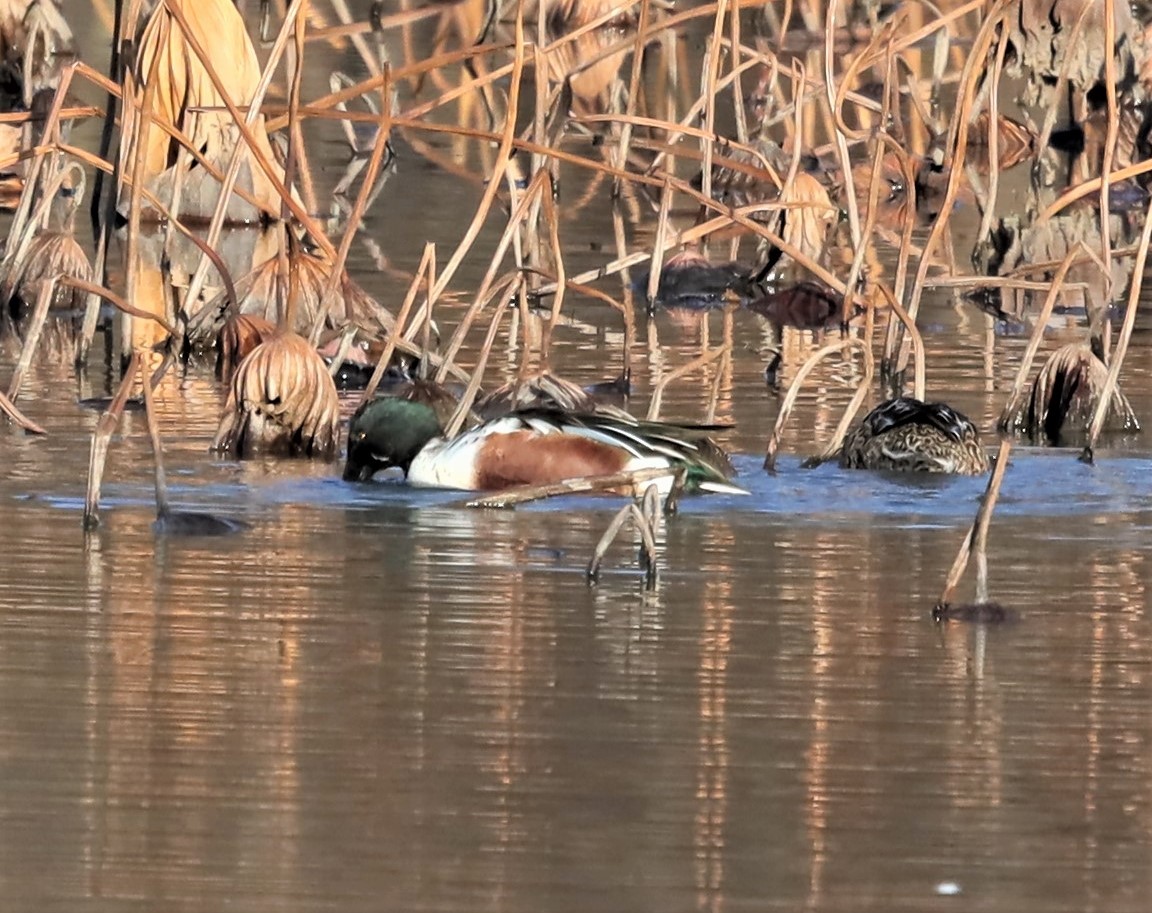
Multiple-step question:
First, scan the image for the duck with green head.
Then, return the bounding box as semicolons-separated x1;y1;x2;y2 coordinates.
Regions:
343;397;746;494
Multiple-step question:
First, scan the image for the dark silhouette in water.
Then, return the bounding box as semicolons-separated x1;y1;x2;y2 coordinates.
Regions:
635;249;760;312
746;281;843;329
932;602;1013;624
141;360;248;536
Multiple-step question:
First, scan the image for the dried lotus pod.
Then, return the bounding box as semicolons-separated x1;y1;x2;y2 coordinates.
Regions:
196;246;395;345
1;231;92;320
211;331;341;458
1001;343;1139;444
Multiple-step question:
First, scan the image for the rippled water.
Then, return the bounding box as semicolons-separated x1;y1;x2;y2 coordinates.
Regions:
3;2;1152;911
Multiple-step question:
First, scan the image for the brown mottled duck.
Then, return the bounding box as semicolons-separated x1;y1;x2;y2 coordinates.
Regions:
840;397;990;475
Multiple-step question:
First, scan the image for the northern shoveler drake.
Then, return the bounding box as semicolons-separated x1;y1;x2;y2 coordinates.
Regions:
840;397;990;474
1001;342;1139;444
343;397;746;494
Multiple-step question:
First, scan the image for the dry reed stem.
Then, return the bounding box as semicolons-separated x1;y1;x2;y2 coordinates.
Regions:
443;276;517;439
646;337;730;422
358;241;436;405
974;21;1009;247
467;467;675;509
83;350;142;530
614;0;651;199
905;2;1009;322
876;283;925;401
2;61;82;279
536;176;567;369
58;276;180;337
804;334;877;469
645;178;673;307
0;388;45;434
6;277;56;403
434;169;548;384
764;337;868;472
423;8;526;330
698;0;728;213
138;352;171;517
1083;190;1152;460
587;500;659;588
997;245;1085;428
938;438;1012;607
1100;0;1118;289
306;76;394;346
824;0;860;250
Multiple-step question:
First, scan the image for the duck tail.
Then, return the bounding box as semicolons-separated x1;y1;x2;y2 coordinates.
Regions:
696;480;751;496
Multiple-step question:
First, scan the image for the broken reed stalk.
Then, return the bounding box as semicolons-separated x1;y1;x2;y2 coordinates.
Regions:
6;278;57;403
3;60;81;254
823;0;860;251
905;2;1009;324
876;283;925;401
434;169;549;384
357;241;438;404
647;338;730;421
1083;188;1152;460
645;178;674;307
422;7;526;324
973;22;1009;250
443;275;519;439
83;350;142;530
803;334;877;468
698;0;728;211
764;337;870;472
1100;0;1118;286
467;467;674;509
614;0;651;198
137;352;171;518
587;492;661;589
307;59;395;345
997;245;1084;427
938;438;1012;607
0;389;46;434
535;174;568;371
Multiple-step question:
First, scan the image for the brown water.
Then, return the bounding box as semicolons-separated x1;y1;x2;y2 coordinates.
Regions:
3;3;1152;911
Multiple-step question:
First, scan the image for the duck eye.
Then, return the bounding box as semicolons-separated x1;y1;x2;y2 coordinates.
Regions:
356;431;367;441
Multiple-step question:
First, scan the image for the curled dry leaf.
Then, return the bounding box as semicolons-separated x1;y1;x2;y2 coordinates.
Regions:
216;313;276;382
968;112;1037;172
212;331;341;459
123;0;290;222
778;172;836;266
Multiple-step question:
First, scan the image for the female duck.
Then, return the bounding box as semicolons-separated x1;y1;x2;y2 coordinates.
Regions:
839;397;990;475
343;398;745;494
